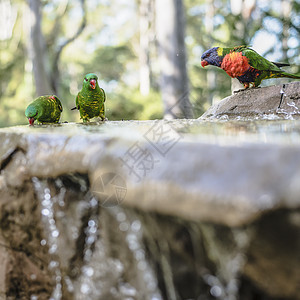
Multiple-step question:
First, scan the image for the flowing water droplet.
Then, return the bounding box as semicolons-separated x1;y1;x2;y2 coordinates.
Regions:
80;283;90;294
210;285;222;297
119;222;129;231
41;208;50;216
51;230;59;238
131;220;141;232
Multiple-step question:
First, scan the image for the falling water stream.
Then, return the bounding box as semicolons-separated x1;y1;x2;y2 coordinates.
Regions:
31;173;254;300
108;206;162;300
32;177;64;300
31;175;163;300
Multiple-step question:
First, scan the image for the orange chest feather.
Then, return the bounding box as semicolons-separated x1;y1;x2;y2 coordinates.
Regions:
221;52;250;78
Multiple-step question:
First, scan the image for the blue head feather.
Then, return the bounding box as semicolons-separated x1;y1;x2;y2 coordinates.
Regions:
201;47;223;67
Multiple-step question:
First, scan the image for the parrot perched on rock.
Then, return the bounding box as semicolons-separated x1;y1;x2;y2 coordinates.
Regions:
25;95;63;125
72;73;106;122
201;45;300;88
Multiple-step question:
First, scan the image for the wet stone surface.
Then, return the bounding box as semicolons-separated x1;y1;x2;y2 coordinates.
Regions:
0;119;300;299
201;81;300;120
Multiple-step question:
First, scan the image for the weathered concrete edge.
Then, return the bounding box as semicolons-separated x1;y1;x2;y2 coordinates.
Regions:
1;127;300;227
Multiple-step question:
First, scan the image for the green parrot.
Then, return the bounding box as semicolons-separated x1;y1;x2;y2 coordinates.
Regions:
72;73;106;122
201;45;300;88
25;95;63;125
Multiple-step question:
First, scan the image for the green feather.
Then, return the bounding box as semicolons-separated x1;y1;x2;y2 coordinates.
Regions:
74;73;106;122
218;46;300;87
25;95;63;125
241;47;300;86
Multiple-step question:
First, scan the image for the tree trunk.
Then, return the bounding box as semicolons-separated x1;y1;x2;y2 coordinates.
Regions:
27;0;53;96
155;0;193;119
27;0;86;96
139;0;152;96
205;0;216;104
50;0;87;94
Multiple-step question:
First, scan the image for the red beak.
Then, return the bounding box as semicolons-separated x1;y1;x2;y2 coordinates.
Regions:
28;117;35;125
201;60;209;68
90;79;96;89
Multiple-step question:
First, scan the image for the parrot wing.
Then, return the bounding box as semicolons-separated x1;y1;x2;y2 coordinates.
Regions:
101;88;106;102
56;97;63;112
76;93;80;108
242;48;283;73
72;93;80;110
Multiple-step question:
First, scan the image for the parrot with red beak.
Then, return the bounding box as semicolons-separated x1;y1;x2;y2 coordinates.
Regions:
72;73;106;122
25;95;63;125
201;46;300;89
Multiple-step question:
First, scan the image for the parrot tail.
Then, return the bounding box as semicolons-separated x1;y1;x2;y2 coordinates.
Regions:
281;72;300;79
273;62;290;68
71;106;78;110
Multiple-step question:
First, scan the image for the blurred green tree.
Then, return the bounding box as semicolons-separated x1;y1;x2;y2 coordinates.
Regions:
0;0;299;127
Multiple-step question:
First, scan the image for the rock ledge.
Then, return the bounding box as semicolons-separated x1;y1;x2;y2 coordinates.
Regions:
201;81;300;119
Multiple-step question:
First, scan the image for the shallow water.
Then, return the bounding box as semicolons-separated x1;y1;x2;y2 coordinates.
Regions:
4;118;300;145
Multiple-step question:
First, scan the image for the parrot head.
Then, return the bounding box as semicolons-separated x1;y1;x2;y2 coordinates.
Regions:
25;104;38;125
83;73;99;90
201;47;223;68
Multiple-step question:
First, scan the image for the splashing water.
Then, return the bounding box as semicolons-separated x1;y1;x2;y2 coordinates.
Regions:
286;101;300;114
275;85;299;118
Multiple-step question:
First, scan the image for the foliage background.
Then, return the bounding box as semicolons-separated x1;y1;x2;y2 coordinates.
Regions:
0;0;299;127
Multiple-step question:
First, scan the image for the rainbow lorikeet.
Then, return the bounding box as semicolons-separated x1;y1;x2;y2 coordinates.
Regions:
72;73;106;122
25;95;63;125
201;46;300;88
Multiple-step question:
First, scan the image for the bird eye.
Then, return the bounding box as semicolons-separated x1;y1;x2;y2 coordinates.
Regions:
85;78;88;81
